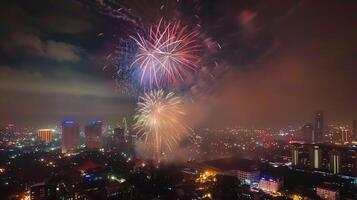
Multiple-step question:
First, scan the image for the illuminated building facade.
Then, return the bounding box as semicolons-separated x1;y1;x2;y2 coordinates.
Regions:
231;169;260;186
340;127;349;143
258;177;284;193
85;120;103;149
316;185;340;200
314;111;324;143
291;143;357;177
309;145;322;169
37;129;53;143
291;143;310;167
61;120;80;153
330;149;340;174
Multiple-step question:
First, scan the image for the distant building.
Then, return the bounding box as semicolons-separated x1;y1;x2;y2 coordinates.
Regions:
113;127;125;145
30;182;46;200
314;111;324;143
4;123;17;142
340;127;349;143
301;123;313;143
352;120;357;142
316;185;340;200
37;129;53;143
85;120;103;149
61;120;80;153
5;123;15;136
258;177;284;193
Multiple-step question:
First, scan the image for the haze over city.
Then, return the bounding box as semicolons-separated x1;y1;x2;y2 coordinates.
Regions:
1;0;357;127
0;0;356;200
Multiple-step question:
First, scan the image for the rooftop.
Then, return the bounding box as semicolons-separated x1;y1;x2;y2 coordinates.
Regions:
204;157;259;172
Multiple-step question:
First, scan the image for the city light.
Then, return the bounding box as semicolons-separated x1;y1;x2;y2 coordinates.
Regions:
0;1;356;200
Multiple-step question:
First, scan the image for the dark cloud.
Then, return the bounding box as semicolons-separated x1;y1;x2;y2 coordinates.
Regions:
41;15;93;34
0;0;356;128
1;33;82;62
0;65;119;97
0;0;97;34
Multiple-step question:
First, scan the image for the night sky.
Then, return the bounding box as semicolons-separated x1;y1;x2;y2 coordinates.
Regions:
0;0;356;127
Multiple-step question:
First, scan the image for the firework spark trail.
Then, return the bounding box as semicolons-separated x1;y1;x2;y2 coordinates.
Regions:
131;18;202;89
78;0;144;29
133;90;187;163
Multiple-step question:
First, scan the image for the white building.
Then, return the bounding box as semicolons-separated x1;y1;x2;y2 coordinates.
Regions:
225;169;260;186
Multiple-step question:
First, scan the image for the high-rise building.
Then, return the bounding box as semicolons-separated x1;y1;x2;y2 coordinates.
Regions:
291;143;310;167
235;168;260;186
309;145;322;169
37;129;53;143
314;111;324;143
85;120;103;149
30;182;46;200
113;127;125;145
340;127;349;143
258;177;284;193
320;146;331;172
352;120;357;142
61;120;80;153
330;149;341;174
291;143;356;176
339;149;357;176
111;127;135;153
5;123;15;134
301;124;313;143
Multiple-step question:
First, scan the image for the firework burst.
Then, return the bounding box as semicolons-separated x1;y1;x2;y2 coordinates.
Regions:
133;90;187;163
131;18;202;89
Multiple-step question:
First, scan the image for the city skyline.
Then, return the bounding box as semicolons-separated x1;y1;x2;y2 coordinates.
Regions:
0;1;356;199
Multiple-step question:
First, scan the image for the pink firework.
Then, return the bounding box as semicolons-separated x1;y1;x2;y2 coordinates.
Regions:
131;18;201;88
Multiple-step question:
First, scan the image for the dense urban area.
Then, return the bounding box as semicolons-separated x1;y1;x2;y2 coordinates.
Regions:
0;112;356;199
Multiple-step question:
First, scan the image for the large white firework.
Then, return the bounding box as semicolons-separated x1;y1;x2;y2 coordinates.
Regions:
133;90;187;162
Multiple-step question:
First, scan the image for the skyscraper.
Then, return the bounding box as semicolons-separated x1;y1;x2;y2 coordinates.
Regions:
340;127;349;143
37;129;53;143
113;127;125;146
352;120;357;142
85;120;103;149
30;182;46;200
330;149;341;174
309;145;321;169
61;120;80;153
301;123;313;143
291;143;310;167
291;143;356;176
314;111;324;143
